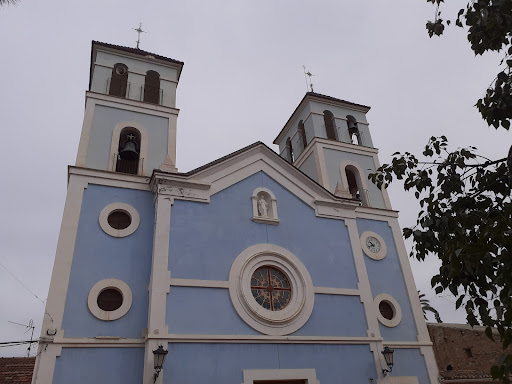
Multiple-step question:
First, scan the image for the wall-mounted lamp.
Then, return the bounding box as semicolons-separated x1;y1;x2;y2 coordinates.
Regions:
153;345;168;382
381;346;394;376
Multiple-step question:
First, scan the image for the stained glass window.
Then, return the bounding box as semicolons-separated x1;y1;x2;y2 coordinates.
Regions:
251;266;292;311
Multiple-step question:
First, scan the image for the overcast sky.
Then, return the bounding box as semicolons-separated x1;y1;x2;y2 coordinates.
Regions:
1;0;510;357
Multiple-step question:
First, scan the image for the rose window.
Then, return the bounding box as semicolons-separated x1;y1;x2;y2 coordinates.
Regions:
251;266;292;311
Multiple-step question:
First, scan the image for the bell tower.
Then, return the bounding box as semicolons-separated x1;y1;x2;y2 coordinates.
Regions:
75;41;184;175
274;92;391;209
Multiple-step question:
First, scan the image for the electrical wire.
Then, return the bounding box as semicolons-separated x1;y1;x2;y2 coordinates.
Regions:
0;261;46;305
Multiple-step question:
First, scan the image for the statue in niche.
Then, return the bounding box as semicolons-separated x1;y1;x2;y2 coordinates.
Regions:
258;195;269;217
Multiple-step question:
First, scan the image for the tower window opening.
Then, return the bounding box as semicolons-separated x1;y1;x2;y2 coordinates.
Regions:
323;110;337;141
298;120;307;150
143;70;161;104
347;115;361;145
345;166;370;207
286;137;294;163
109;63;128;98
116;127;141;175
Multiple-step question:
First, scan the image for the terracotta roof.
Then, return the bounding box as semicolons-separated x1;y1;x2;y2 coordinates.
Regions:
0;357;35;384
274;92;371;144
92;41;184;66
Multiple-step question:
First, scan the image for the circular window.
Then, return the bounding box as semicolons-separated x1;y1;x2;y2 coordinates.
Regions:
99;203;140;238
229;244;314;336
379;300;394;320
107;210;131;230
97;288;123;311
251;266;291;311
374;293;402;327
115;66;127;75
88;279;132;321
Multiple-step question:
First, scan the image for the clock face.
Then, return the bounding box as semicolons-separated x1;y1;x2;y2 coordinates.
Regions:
366;236;381;253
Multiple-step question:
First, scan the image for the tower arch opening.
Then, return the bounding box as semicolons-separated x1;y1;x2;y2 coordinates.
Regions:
344;165;370;207
144;70;161;104
323;110;337;140
116;127;141;175
298;120;307;150
286;137;294;163
347;115;361;145
109;63;128;98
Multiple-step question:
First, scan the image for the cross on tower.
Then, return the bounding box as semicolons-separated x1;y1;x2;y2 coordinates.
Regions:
126;133;136;141
134;22;145;49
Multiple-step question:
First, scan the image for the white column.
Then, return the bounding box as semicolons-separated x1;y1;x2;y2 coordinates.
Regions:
143;188;173;384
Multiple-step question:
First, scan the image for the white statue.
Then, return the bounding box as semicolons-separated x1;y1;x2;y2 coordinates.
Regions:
258;196;269;217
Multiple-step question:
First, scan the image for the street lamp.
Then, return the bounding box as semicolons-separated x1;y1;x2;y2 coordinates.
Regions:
153;345;168;382
381;346;394;376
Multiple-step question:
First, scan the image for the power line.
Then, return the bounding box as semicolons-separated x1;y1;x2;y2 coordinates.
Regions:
0;261;45;305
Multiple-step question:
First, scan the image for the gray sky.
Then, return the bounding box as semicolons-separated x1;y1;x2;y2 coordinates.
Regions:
1;0;509;357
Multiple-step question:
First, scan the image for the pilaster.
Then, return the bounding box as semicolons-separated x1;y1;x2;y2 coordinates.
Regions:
143;185;173;384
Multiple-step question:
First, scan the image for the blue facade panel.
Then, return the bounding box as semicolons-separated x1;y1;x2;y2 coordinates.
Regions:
53;347;144;384
61;185;154;338
357;218;418;341
169;172;358;289
164;343;378;384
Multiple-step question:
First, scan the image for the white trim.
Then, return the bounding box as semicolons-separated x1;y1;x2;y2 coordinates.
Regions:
251;187;279;225
313;286;359;295
385;377;419;384
86;91;179;116
107;121;149;176
165;334;383;343
170;278;229;288
87;279;133;321
31;343;62;384
229;244;314;336
75;98;95;167
360;231;387;260
242;369;320;384
98;202;140;237
374;293;402;328
345;219;381;338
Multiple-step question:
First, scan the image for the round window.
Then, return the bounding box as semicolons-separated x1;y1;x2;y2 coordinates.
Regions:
97;288;123;311
107;210;131;230
116;66;127;75
374;293;402;327
251;266;291;311
99;203;140;238
379;300;394;320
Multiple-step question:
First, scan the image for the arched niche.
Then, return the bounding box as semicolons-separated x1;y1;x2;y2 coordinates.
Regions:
346;115;362;145
298;120;307;149
339;160;372;207
251;188;279;225
286;137;294;163
109;63;128;98
144;70;161;104
108;122;149;176
323;110;337;140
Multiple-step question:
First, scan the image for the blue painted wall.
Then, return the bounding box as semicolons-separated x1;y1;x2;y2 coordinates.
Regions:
169;172;358;288
167;172;365;336
53;347;144;384
164;343;378;384
85;105;169;175
357;218;418;341
61;185;154;338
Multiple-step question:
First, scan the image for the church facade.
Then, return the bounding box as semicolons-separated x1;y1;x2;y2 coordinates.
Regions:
31;41;439;384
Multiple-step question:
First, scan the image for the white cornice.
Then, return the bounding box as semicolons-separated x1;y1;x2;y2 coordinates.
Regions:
85;91;179;117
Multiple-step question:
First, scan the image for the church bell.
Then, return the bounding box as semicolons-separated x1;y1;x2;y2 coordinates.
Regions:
119;136;139;160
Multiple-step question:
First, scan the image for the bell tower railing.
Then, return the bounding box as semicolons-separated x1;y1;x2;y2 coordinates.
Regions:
113;154;144;175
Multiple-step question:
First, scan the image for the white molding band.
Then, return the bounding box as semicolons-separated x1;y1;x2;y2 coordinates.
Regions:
374;293;402;328
242;369;319;384
99;202;140;238
360;231;387;260
87;279;133;321
229;244;314;336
